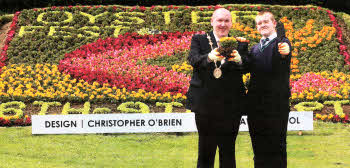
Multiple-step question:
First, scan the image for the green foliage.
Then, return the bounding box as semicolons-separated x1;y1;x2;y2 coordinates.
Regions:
117;102;150;113
156;102;183;113
0;14;13;26
294;101;324;111
33;101;62;115
297;41;345;73
146;51;189;71
92;108;112;114
339;12;350;30
2;5;346;74
0;101;26;118
324;100;350;116
62;102;90;114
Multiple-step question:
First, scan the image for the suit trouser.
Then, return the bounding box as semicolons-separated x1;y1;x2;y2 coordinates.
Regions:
195;114;241;168
246;89;290;168
247;115;289;168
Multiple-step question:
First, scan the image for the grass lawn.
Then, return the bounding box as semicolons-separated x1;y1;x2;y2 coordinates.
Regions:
0;121;350;168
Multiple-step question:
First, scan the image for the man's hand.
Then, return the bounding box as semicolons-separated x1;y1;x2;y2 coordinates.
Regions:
278;42;290;55
228;50;242;63
236;37;250;43
208;48;224;62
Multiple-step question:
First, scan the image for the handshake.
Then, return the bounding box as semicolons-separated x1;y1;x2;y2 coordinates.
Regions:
208;48;242;63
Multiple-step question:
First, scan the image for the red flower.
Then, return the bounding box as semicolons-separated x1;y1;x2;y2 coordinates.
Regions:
0;11;19;69
327;11;350;67
3;119;11;126
334;115;341;122
340;45;347;51
59;32;197;95
25;117;31;125
214;5;221;10
14;119;24;126
139;6;146;11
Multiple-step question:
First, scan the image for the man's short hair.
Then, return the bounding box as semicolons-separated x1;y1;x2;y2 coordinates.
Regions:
256;11;275;22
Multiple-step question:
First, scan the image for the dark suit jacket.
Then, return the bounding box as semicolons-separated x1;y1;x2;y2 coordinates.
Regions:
244;37;292;118
186;31;248;118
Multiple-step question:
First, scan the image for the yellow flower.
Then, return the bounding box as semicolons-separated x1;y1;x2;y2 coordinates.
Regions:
315;113;322;119
328;114;334;120
298;93;304;99
340;114;345;118
89;95;95;100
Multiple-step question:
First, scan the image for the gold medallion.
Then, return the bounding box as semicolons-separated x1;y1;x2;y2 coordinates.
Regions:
213;68;222;79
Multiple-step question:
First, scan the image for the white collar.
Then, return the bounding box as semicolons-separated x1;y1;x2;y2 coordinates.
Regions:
260;32;277;47
213;33;220;42
261;32;277;42
213;33;228;44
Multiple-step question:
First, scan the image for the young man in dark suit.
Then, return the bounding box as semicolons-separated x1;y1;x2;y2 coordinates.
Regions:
186;8;248;168
244;11;292;168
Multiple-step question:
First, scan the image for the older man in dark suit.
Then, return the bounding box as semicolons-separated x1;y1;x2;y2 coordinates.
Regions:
186;8;248;168
244;11;292;168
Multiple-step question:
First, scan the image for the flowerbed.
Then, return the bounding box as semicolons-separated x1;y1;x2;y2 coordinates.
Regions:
293;101;350;123
0;64;186;104
59;32;195;95
1;4;350;126
3;5;344;72
290;71;350;101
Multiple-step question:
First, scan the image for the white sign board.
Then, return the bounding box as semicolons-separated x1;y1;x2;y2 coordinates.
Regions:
32;111;313;134
238;111;313;131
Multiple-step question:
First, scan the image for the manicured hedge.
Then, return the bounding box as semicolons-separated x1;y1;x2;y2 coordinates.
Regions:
0;14;13;26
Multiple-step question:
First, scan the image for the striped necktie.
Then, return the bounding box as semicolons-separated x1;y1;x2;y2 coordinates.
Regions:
261;38;269;47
